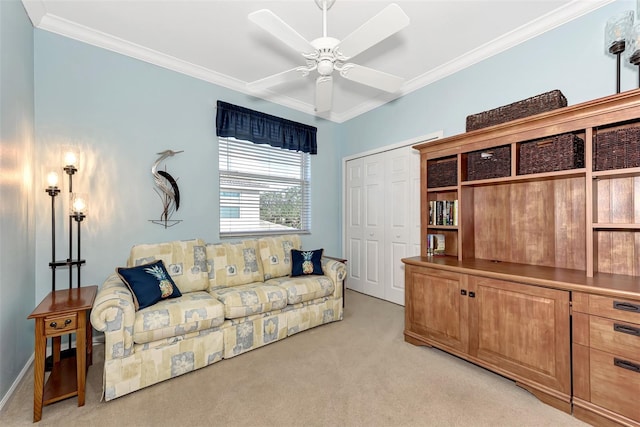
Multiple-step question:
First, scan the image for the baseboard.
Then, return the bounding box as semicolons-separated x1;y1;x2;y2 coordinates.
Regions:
0;352;34;412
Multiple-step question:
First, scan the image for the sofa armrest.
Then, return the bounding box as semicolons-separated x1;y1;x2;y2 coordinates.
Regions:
90;274;136;360
321;257;347;299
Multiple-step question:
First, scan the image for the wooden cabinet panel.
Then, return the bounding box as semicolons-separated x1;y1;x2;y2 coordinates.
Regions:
404;265;571;411
589;348;640;422
471;178;585;270
469;276;571;394
587;294;640;324
589;316;640;361
404;265;468;353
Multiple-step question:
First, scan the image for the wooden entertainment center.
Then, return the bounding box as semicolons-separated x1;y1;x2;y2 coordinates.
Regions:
403;90;640;427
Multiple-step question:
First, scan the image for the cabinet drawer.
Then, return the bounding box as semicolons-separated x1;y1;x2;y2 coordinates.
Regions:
589;348;640;422
44;313;77;336
589;316;640;361
587;295;640;324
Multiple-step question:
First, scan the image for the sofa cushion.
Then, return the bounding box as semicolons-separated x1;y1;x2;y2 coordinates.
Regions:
206;240;263;289
265;275;335;305
117;260;182;310
290;249;324;277
128;238;209;293
210;283;288;319
257;235;302;280
132;291;224;345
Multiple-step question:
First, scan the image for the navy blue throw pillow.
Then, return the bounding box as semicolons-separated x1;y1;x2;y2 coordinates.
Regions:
290;249;324;277
117;260;182;310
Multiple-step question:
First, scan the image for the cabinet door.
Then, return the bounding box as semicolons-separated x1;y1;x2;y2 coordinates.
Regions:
405;265;469;353
468;276;571;395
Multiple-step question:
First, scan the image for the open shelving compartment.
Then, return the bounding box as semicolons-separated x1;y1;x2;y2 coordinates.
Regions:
591;118;640;278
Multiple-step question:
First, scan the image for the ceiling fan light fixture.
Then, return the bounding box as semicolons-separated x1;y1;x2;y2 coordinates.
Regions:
317;59;334;76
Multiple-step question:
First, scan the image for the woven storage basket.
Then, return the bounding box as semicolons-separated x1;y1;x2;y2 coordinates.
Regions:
466;90;567;132
466;145;511;181
427;157;457;188
518;134;585;175
594;125;640;171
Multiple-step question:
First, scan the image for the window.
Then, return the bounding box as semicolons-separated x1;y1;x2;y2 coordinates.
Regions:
219;137;311;237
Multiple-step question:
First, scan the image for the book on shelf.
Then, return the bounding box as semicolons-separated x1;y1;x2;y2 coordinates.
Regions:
428;200;458;226
427;234;446;256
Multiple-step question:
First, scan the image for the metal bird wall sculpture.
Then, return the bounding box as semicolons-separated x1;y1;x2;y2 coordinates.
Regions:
150;149;183;228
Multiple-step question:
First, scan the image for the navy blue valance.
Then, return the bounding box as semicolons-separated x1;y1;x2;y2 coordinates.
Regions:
216;101;317;154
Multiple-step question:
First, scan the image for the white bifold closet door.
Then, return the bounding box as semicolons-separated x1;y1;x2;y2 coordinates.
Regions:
345;144;420;305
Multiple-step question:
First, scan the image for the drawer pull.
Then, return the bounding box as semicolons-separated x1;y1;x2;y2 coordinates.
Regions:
613;301;640;313
49;319;72;329
614;323;640;337
614;358;640;373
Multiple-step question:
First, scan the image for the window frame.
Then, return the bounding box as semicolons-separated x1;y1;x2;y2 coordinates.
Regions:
218;137;311;238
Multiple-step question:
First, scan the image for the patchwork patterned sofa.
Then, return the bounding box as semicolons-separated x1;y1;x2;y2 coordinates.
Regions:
90;235;345;400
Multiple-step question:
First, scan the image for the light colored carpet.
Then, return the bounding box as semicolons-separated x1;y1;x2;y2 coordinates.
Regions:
1;290;588;427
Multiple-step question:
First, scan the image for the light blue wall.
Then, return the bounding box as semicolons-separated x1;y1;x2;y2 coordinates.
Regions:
0;0;36;404
340;0;638;158
33;30;342;303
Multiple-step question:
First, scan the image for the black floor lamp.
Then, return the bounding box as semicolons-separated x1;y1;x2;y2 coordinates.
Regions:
43;150;88;368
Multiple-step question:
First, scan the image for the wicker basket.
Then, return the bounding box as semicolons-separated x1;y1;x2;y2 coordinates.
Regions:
518;134;584;175
466;145;511;181
594;125;640;171
466;90;567;132
427;157;457;188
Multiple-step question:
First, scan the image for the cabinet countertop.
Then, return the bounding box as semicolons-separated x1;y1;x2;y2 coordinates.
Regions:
402;256;640;300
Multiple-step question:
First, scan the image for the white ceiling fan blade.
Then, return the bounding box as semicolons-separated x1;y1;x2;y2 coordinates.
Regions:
315;76;333;112
249;9;316;56
335;3;409;60
247;67;309;91
340;64;404;93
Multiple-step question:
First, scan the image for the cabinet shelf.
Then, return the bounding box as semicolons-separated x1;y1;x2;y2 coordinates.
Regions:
592;166;640;179
462;168;586;187
426;185;457;192
427;225;458;230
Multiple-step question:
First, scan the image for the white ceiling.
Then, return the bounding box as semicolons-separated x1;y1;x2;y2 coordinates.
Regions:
22;0;614;123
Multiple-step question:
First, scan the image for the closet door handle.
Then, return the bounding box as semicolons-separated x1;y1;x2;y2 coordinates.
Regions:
613;301;640;313
614;358;640;373
469;292;476;298
460;290;467;296
614;323;640;337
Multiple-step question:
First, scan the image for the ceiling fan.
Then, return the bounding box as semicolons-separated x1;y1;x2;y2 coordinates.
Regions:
247;0;410;113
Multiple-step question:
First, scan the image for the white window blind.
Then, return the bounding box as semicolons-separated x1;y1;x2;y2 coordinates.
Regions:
219;137;311;237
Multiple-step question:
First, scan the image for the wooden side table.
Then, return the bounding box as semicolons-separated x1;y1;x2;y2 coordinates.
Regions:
323;256;347;308
28;286;97;422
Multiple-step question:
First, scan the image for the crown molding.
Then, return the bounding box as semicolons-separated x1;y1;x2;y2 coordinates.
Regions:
401;0;616;96
334;0;617;123
24;0;616;124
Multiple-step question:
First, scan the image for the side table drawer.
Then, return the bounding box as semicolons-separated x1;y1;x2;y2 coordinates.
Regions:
589;347;640;422
44;313;77;337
